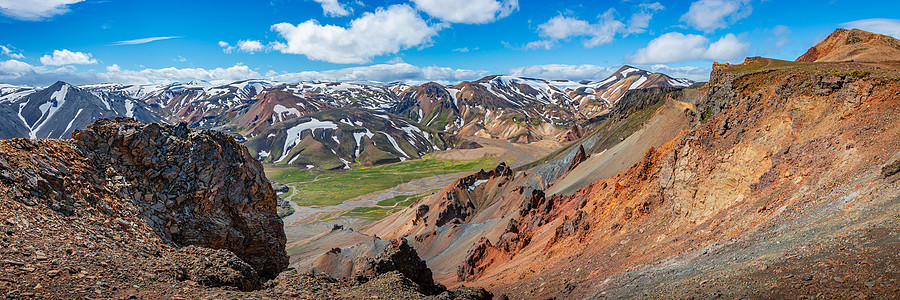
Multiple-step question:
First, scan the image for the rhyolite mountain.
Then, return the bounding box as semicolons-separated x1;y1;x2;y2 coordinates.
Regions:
796;28;900;63
289;28;900;299
0;66;692;169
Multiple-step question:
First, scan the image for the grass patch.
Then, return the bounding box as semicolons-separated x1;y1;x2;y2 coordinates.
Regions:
377;194;426;207
344;206;398;221
267;156;496;208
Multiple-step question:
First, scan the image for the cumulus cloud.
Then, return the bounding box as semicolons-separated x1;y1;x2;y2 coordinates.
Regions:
531;9;625;49
647;64;710;82
0;0;84;21
1;45;24;59
507;63;710;82
270;4;439;64
40;49;97;65
0;58;490;86
842;18;900;39
680;0;751;32
218;41;234;53
112;36;181;46
0;59;35;77
312;0;350;17
627;2;664;34
508;64;618;81
95;64;261;85
237;40;264;53
629;32;747;64
412;0;517;24
269;62;487;85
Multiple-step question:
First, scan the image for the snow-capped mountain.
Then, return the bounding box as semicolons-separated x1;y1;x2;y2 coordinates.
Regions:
0;65;693;169
0;81;163;139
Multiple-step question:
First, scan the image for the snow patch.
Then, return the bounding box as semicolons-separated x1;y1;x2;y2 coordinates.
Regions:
276;118;339;163
468;179;489;191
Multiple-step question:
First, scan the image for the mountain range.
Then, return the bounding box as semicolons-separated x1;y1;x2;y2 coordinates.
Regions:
0;65;692;169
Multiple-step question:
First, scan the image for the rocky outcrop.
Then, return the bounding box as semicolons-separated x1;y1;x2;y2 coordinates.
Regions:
557;124;583;142
71;118;288;278
168;246;262;291
457;237;503;282
434;163;513;227
357;238;445;295
563;145;587;175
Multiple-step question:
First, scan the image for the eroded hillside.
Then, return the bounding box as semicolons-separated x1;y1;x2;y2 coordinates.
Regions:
295;53;900;299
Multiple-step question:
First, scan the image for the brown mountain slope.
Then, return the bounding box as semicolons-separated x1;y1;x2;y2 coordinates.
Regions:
455;59;900;298
312;57;900;299
796;28;900;63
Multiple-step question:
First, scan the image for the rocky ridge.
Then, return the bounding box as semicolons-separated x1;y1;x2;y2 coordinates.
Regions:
0;118;488;299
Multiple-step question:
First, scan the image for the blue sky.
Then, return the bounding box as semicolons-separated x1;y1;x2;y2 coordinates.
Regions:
1;0;899;86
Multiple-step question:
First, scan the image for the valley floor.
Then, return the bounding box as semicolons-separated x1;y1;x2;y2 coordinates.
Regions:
265;136;563;268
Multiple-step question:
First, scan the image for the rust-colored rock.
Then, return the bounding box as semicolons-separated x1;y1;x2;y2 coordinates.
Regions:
796;28;900;63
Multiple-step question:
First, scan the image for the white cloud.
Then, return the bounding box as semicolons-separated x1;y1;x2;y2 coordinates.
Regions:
1;45;24;59
532;9;625;49
0;59;262;86
629;32;747;64
507;63;710;82
96;64;261;85
0;0;84;21
0;59;35;77
412;0;517;24
842;18;900;39
40;49;97;66
312;0;350;17
218;41;234;53
680;0;751;32
508;64;618;81
647;64;710;82
270;4;439;64
627;2;664;34
237;40;264;53
112;36;181;46
269;63;487;85
524;40;555;50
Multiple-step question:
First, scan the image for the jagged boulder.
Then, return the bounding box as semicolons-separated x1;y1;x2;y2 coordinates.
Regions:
168;246;261;291
358;238;445;295
72;118;288;278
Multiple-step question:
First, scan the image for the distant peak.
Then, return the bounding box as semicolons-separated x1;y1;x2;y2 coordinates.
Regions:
796;28;900;63
616;65;638;72
50;81;72;88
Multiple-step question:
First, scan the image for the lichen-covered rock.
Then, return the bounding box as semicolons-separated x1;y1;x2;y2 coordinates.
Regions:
72;118;287;278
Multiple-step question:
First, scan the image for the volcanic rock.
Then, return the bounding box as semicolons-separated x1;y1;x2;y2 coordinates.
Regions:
72;118;288;278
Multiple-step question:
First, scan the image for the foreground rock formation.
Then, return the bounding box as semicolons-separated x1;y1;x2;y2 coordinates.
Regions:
0;118;487;299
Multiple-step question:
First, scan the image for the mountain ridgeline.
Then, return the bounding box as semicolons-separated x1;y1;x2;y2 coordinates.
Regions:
0;67;692;169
